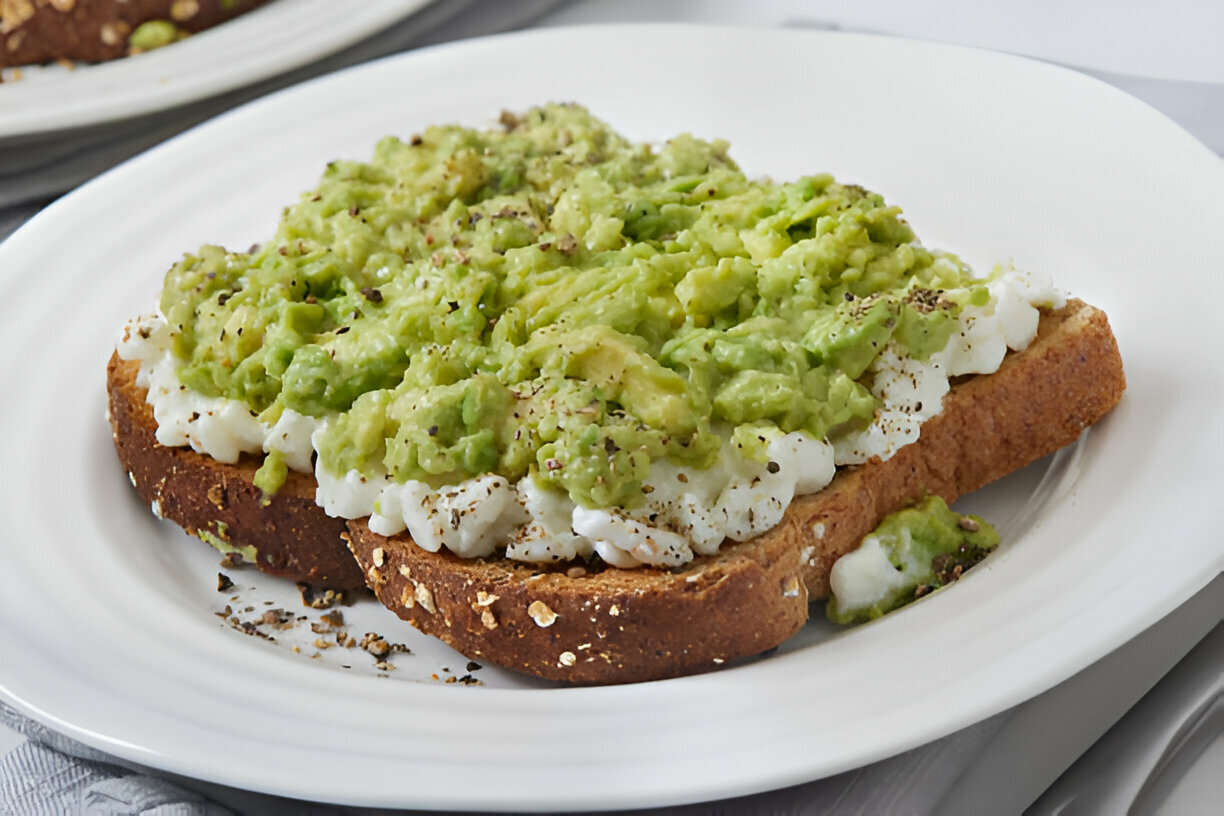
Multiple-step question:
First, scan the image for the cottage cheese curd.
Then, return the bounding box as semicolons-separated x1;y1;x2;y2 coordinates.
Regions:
118;266;1062;568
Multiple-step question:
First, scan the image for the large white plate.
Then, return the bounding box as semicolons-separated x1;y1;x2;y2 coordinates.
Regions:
1;25;1221;811
0;0;432;138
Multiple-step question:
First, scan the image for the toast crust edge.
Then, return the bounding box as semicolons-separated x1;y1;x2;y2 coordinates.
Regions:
344;299;1125;683
108;298;1125;683
106;354;368;590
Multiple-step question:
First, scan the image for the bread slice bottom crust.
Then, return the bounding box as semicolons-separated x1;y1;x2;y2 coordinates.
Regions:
343;299;1125;683
107;354;368;590
107;299;1124;684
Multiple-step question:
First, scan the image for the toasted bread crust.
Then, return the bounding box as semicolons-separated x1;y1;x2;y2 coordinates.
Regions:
343;299;1124;683
108;299;1124;683
106;355;367;590
2;0;268;67
344;523;808;685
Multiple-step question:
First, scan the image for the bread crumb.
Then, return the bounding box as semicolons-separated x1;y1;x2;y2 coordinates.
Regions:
298;585;345;609
372;546;385;567
415;583;436;613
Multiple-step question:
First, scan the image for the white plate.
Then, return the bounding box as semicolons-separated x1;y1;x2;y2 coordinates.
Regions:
1;25;1222;811
0;0;432;138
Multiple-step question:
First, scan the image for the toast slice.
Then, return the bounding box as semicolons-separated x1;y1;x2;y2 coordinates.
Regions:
106;299;1124;683
342;299;1124;683
2;1;269;67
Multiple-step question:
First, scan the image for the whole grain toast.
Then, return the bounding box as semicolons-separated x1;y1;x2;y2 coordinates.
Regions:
106;299;1124;683
342;300;1124;683
2;0;269;67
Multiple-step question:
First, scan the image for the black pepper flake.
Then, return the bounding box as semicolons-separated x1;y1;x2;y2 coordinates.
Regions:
216;573;234;592
360;286;383;303
766;461;780;474
499;110;521;130
466;660;482;672
427;425;439;437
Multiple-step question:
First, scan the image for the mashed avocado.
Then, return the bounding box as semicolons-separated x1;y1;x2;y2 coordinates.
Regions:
826;496;1000;624
161;104;988;509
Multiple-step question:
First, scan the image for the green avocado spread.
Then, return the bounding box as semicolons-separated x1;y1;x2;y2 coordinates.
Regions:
826;496;1000;625
161;103;990;509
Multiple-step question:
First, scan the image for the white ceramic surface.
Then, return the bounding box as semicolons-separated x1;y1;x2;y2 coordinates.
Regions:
0;25;1221;811
0;0;432;137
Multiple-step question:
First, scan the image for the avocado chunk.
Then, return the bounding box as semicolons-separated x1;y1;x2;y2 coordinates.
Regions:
826;496;1000;624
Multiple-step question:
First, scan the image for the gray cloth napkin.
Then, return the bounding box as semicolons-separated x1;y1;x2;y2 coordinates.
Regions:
0;701;235;816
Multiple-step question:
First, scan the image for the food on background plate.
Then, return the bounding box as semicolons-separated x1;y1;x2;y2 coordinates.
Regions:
0;0;270;69
107;103;1125;683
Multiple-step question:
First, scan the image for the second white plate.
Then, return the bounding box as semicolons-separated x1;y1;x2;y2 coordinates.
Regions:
0;0;432;138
